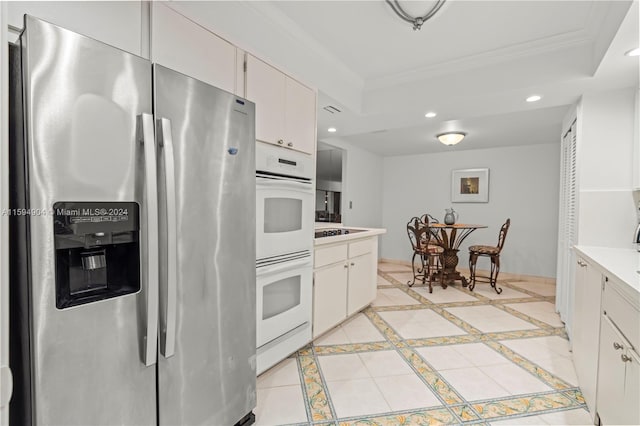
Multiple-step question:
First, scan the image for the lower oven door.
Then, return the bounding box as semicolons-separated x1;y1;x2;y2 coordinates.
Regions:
256;256;312;348
256;176;314;261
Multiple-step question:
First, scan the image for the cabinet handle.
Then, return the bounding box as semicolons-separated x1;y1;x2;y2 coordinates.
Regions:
277;139;284;145
613;342;624;350
287;142;293;147
350;262;355;266
344;264;348;269
621;354;632;362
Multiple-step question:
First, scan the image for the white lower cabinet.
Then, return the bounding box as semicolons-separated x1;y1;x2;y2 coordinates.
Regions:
596;275;640;425
313;237;378;338
571;256;602;415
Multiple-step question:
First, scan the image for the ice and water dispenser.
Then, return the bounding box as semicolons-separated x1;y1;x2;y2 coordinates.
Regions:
53;202;140;309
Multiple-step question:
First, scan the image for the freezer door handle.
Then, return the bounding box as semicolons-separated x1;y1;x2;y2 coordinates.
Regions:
140;113;159;367
158;117;178;358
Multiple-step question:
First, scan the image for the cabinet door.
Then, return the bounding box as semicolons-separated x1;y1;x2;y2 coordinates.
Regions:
313;262;348;338
597;314;628;425
285;77;316;155
152;3;236;93
571;258;601;415
245;55;286;146
347;253;375;316
622;348;640;425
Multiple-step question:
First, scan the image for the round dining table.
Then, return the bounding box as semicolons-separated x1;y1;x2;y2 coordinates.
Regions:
429;223;487;288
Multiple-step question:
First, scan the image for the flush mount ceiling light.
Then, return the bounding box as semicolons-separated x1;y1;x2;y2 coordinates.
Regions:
425;112;437;118
625;47;640;57
327;127;337;133
437;132;466;146
526;95;542;102
385;0;447;31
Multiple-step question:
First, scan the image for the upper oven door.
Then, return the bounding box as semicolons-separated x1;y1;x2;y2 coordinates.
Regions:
256;176;314;260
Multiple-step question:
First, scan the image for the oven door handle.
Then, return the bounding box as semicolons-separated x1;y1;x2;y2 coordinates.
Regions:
256;176;313;192
257;257;312;276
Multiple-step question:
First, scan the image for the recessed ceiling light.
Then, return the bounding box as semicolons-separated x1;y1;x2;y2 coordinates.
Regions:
526;95;542;103
425;112;437;118
327;127;337;133
625;47;640;57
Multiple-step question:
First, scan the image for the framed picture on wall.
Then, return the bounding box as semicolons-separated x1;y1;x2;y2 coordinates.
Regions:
451;168;489;203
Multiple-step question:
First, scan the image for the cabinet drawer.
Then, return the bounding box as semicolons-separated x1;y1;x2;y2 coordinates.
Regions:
603;277;640;350
349;238;374;258
315;244;348;268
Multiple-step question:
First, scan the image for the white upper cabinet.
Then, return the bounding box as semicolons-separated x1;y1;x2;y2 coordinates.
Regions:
8;1;143;55
245;54;316;155
151;3;236;94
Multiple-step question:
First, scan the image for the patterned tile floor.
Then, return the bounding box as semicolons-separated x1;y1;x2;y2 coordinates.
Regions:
255;263;591;425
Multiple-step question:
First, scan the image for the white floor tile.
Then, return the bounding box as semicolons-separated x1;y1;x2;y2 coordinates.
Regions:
500;337;572;363
372;288;421;306
480;363;553;395
380;309;468;339
510;281;556;297
374;374;442;411
538;408;594;425
451;343;511;367
255;385;307;425
318;353;370;381
471;284;532;300
314;327;351;346
490;414;547;425
445;306;538;333
377;275;394;286
326;378;391;418
416;345;474;371
257;358;300;389
341;313;386;343
388;271;419;284
439;367;511;401
358;350;413;377
413;285;478;303
529;356;579;386
505;302;564;327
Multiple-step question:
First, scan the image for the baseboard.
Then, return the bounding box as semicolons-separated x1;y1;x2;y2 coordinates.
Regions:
379;258;556;284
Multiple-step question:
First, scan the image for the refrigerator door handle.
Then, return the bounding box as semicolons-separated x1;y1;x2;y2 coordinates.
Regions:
140;113;159;367
158;117;178;358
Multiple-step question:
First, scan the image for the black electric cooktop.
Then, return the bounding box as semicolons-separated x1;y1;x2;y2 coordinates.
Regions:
314;228;367;238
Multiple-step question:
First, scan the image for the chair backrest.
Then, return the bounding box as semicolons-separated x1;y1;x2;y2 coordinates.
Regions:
496;218;511;252
420;213;439;225
407;216;429;252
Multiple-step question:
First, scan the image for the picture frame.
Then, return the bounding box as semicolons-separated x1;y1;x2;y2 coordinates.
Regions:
451;168;489;203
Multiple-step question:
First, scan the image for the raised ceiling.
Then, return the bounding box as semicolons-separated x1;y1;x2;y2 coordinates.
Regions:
267;0;638;156
171;0;639;156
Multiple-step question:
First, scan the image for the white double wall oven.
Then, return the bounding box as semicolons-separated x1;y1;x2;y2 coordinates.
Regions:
255;143;314;374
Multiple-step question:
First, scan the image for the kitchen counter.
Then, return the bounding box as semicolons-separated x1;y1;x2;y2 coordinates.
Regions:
314;226;386;246
574;245;639;304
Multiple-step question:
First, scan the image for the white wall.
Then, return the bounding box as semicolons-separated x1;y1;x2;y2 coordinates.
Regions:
381;143;560;278
576;87;638;248
320;138;384;228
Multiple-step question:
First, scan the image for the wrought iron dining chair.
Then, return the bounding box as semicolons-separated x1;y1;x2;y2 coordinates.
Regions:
468;218;511;294
419;213;443;275
406;216;440;293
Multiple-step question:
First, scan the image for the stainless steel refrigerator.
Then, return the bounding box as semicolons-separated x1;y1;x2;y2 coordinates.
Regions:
9;15;256;425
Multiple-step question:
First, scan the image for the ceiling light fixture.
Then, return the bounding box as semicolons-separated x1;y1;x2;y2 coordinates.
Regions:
625;47;640;57
526;95;542;102
437;132;465;146
327;127;337;133
385;0;447;31
425;112;437;118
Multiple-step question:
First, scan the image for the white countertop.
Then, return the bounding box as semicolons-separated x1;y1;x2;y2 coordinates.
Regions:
314;226;387;246
574;245;640;302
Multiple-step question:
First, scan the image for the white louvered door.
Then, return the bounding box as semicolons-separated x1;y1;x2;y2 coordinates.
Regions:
556;120;578;337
